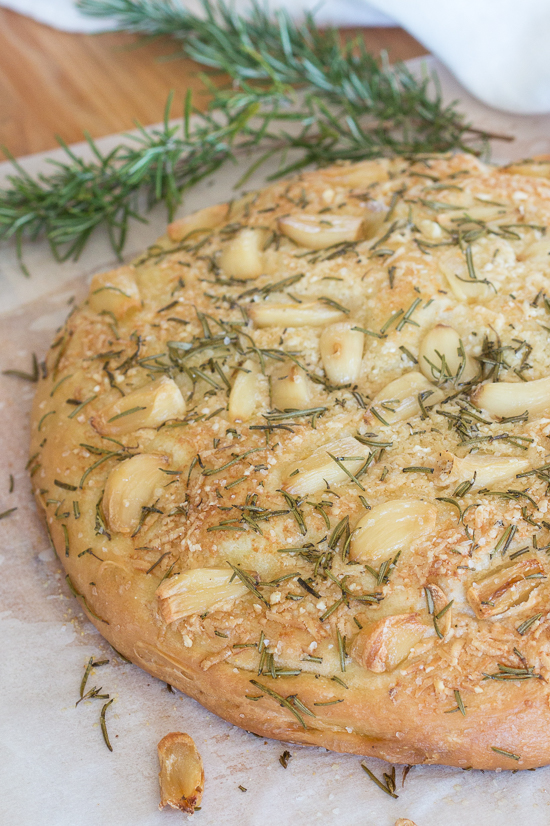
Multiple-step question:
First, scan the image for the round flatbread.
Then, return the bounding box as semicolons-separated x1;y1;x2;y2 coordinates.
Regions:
31;153;550;770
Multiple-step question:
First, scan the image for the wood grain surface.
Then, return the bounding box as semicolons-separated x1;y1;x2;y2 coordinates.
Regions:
0;8;427;159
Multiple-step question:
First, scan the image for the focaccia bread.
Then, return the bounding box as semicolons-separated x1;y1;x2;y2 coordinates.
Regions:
30;153;550;770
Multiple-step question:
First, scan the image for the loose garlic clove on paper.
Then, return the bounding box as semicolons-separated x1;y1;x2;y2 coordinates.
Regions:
320;323;364;384
103;453;169;535
157;732;204;814
92;376;186;436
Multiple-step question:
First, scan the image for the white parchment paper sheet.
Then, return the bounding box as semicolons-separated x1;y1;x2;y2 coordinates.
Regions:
3;58;550;826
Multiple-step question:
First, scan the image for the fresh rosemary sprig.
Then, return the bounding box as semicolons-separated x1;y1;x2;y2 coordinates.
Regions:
0;0;495;269
0;92;255;272
79;0;490;162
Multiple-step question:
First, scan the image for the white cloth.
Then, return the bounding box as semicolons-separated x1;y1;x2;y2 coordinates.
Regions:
0;0;395;31
2;0;550;115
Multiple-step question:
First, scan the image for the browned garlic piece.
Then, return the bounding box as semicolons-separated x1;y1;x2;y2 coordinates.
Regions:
278;212;366;249
103;453;169;535
167;202;229;242
270;361;311;409
437;450;530;490
156;568;249;623
92;376;186;436
320;323;364;384
367;371;444;425
439;249;493;302
424;583;452;638
283;436;370;496
473;376;550;419
419;325;477;383
350;499;437;564
395;820;418;826
467;557;544;618
219;227;268;279
248;301;345;328
157;732;204;814
229;359;260;422
350;613;426;673
88;265;141;319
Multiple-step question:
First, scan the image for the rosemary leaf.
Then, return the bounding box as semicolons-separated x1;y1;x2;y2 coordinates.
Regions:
100;698;115;752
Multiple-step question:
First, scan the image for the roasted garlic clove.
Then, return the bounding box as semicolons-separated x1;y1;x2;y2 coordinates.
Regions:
229;359;260;422
502;158;550;178
367;371;444;425
419;219;443;240
467;557;544;618
472;376;550;420
270;361;311;409
418;325;477;384
439;250;493;302
424;583;452;638
88;265;141;319
350;613;426;673
156;568;249;623
92;376;186;436
167;202;229;242
248;301;345;328
103;453;169;535
437;451;530;490
362;202;388;238
320;323;364;384
283;436;370;496
219;227;268;279
351;499;437;564
456;204;508;222
278;212;365;249
158;732;204;814
320;158;390;187
517;238;550;264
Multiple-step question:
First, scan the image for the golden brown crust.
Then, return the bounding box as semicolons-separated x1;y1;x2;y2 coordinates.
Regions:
31;153;550;770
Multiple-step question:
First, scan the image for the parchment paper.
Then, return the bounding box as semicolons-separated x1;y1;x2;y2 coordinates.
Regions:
3;58;550;826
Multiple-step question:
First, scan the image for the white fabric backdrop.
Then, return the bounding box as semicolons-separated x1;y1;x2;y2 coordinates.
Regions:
0;0;395;31
1;1;550;120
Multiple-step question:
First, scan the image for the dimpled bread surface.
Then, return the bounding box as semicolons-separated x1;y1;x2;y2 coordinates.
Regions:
30;153;550;769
